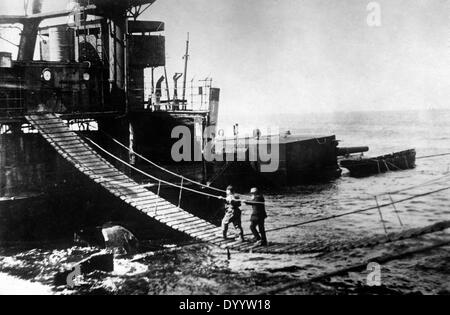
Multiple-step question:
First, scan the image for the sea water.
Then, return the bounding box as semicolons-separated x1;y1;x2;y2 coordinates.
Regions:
0;109;449;294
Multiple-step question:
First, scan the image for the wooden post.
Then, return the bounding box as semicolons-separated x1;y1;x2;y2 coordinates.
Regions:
190;78;194;109
164;66;171;110
202;117;207;183
374;196;389;239
234;124;239;162
154;181;161;216
150;67;154;108
124;14;129;113
389;194;404;228
129;122;135;165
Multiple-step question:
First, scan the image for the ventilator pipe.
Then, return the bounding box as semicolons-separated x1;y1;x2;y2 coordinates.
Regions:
173;73;183;101
153;75;165;109
155;76;165;97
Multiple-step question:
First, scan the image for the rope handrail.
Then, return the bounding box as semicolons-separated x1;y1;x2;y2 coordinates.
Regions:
83;136;225;200
91;126;227;194
80;136;450;234
82;136;276;206
380;171;450;195
263;185;450;233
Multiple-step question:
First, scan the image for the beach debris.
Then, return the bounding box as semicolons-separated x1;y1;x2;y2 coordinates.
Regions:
54;251;114;288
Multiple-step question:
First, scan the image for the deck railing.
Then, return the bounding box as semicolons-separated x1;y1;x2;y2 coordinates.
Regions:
141;78;215;112
0;77;25;117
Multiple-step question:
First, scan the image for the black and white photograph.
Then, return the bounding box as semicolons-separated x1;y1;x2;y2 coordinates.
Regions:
0;0;449;299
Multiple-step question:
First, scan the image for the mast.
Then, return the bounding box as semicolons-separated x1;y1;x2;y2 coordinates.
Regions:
182;32;189;104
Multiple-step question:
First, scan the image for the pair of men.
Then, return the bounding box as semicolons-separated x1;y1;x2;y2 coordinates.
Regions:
220;186;268;246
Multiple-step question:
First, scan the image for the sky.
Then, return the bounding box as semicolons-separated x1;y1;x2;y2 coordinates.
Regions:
1;0;450;118
145;0;450;116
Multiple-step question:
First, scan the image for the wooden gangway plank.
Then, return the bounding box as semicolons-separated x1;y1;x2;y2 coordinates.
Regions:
25;113;245;248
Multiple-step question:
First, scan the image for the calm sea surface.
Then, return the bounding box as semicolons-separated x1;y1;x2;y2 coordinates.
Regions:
1;110;449;294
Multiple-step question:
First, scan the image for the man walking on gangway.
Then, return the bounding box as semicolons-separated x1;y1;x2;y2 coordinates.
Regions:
220;186;245;242
245;188;268;246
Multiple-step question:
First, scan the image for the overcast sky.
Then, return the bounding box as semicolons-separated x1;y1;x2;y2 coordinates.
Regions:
1;0;450;117
146;0;450;116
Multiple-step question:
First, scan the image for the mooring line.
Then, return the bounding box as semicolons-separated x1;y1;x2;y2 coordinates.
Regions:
264;185;450;233
417;152;450;160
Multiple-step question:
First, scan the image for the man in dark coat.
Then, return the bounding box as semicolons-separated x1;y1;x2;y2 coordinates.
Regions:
245;187;268;246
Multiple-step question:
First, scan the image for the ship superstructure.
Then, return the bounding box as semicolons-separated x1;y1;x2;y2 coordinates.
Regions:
0;0;221;241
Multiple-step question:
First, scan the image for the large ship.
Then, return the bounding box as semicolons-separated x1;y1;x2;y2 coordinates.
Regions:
0;0;344;243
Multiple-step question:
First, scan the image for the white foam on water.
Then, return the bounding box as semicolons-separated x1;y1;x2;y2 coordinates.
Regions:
0;273;52;295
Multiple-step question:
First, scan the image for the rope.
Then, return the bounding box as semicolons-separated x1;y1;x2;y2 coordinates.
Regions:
93;128;226;194
0;35;19;47
263;185;450;233
208;161;231;185
388;161;402;171
383;171;450;195
82;126;270;205
85;121;450;201
83;136;225;200
417;152;450;160
178;178;184;208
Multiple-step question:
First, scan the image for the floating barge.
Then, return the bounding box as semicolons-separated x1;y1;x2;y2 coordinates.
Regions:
340;149;416;178
209;134;342;189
